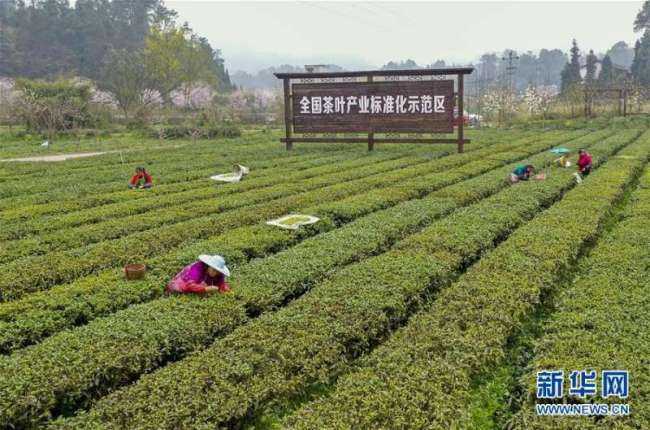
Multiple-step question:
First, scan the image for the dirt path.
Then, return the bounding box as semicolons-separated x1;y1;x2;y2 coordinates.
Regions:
0;151;109;162
0;143;189;163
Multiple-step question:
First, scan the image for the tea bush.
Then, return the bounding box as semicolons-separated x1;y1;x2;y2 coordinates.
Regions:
47;129;644;430
281;133;650;430
509;167;650;430
0;129;623;428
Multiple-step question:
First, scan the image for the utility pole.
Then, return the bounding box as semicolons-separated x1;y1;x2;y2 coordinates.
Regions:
501;51;520;93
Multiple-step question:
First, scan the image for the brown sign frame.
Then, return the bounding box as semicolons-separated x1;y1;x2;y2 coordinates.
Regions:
275;67;474;152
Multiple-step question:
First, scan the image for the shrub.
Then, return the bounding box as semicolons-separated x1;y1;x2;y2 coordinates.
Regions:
151;123;242;140
13;79;93;138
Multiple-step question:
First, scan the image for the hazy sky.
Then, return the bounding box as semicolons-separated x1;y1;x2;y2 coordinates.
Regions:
166;1;641;73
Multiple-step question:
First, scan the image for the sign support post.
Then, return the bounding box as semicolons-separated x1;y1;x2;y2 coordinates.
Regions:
367;74;374;151
457;72;465;154
283;78;293;150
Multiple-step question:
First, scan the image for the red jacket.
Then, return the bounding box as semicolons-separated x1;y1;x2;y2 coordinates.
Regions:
130;171;153;186
578;153;592;171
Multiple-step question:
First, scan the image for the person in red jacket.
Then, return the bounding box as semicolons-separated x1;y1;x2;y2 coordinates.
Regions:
165;254;231;295
128;167;153;189
577;149;593;177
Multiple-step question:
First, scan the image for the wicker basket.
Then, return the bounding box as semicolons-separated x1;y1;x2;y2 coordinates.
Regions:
124;263;146;280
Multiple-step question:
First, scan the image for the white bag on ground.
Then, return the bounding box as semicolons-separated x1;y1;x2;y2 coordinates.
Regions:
266;214;320;230
574;172;583;184
211;164;250;183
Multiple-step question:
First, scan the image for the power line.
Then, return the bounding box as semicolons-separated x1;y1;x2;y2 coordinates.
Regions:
369;2;420;27
297;1;392;33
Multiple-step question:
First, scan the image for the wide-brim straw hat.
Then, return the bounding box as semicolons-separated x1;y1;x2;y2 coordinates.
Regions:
198;254;230;277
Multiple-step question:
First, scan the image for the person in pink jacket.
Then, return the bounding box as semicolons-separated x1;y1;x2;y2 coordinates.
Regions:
577;149;593;177
165;254;231;295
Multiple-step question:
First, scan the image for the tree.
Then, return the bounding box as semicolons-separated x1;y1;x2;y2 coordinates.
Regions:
516;51;539;91
585;50;598;85
144;25;189;105
98;49;151;120
482;87;516;126
561;39;582;92
381;59;420;70
144;23;219;106
0;0;189;80
538;49;567;86
178;32;218;108
607;41;634;69
634;0;650;32
14;78;92;140
599;55;614;85
479;53;498;83
631;30;650;85
0;1;16;74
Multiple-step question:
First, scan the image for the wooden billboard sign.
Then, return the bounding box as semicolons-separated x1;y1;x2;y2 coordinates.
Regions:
275;67;473;152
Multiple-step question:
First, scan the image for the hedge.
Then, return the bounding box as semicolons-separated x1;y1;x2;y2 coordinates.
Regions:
47;129;644;430
0;131;559;301
2;128;517;226
0;150;375;240
0;155;434;300
0;127;507;204
0;143;358;222
0;152;410;262
0;130;616;427
0;131;593;354
508;167;650;430
0;127;536;222
0;135;280;200
150;124;242;139
280;131;650;430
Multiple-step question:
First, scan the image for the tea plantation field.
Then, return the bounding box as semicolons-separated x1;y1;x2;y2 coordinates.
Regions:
0;125;648;429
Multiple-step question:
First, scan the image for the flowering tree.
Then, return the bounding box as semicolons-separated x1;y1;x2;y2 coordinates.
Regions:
0;78;18;127
522;85;556;120
523;85;542;115
482;87;516;126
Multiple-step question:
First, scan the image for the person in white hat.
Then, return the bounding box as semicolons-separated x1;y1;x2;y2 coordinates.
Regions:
165;254;231;295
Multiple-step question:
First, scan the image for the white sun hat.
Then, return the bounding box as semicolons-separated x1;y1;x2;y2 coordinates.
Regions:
198;254;230;277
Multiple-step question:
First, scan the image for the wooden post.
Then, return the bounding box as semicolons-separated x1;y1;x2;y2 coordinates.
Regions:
618;89;622;116
367;74;374;151
457;73;464;153
623;88;628;117
283;78;293;150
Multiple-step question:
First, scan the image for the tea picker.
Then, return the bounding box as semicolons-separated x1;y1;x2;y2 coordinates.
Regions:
509;164;548;184
128;167;153;189
165;254;231;295
550;147;572;168
576;149;593;182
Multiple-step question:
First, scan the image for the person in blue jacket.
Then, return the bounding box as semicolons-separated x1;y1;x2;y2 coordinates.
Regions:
509;164;535;183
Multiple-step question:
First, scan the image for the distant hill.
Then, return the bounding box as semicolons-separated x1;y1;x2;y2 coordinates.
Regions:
231;64;344;90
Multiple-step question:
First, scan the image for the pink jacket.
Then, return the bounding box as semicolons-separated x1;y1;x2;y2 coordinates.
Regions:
165;261;230;294
578;152;592;171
